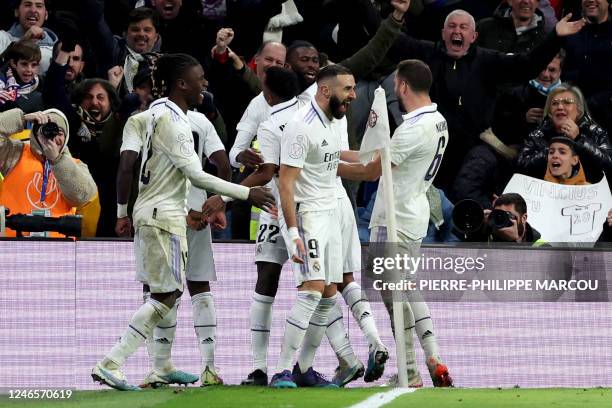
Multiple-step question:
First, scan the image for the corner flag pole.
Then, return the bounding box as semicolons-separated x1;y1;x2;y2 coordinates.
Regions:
359;87;408;387
380;145;408;388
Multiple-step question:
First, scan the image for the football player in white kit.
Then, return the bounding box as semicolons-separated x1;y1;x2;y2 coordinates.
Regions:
92;53;275;391
268;64;355;388
116;98;233;387
339;59;453;387
206;67;301;386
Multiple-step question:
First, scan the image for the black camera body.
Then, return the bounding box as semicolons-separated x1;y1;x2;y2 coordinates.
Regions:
452;199;514;235
35;122;61;140
488;209;514;230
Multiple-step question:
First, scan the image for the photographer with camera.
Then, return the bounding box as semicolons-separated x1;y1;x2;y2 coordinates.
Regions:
0;107;98;237
453;193;548;246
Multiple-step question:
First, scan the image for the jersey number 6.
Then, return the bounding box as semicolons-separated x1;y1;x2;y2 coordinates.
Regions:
424;136;446;181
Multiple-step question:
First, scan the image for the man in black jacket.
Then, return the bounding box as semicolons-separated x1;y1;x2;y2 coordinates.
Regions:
477;0;551;54
387;9;585;194
562;0;612;99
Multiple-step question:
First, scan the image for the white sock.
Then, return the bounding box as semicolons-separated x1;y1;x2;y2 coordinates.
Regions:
402;302;418;374
342;281;384;349
104;298;170;369
146;296;180;374
250;292;274;373
325;295;358;367
192;292;216;371
408;298;439;359
275;290;321;373
383;300;418;373
297;294;336;373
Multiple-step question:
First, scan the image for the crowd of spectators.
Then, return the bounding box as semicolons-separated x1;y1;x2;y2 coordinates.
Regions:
0;0;611;242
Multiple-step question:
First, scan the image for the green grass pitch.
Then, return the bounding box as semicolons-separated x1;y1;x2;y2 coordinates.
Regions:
1;387;611;408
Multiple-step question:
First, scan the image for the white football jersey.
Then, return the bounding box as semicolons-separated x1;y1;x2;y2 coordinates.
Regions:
280;100;342;212
230;92;271;168
370;104;448;240
121;100;228;213
130;98;248;235
185;110;226;211
258;97;300;203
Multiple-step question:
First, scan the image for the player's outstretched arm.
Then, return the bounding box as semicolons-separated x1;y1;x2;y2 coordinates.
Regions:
338;156;382;181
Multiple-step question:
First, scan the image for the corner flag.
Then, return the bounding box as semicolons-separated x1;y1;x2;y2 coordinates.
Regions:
359;87;391;164
359;87;409;387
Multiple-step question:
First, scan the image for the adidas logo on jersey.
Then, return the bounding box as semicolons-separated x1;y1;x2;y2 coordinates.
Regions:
321;139;328;147
201;337;215;344
155;337;170;344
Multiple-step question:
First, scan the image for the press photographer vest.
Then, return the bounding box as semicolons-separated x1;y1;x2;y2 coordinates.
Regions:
0;144;76;237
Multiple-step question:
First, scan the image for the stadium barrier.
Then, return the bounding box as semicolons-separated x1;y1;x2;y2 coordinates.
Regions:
1;240;611;390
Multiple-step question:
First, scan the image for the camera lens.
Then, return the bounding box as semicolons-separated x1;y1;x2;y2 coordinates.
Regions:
40;122;60;139
490;209;513;229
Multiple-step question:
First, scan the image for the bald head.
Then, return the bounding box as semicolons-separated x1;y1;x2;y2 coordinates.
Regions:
255;41;287;80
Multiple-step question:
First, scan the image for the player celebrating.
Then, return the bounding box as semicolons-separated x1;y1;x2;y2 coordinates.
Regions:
116;97;233;386
339;59;453;387
268;64;354;388
92;53;274;391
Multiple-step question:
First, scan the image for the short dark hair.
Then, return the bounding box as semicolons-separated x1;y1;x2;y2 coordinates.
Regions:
127;7;160;32
151;53;200;98
316;64;353;83
494;193;527;216
13;0;47;8
2;40;41;62
396;59;432;94
287;40;317;60
264;66;299;101
72;78;121;112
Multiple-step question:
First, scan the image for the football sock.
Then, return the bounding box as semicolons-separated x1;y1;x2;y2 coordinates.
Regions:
192;292;217;370
325;294;359;367
250;292;274;373
383;300;418;372
409;298;439;359
298;294;336;373
146;296;180;374
276;290;321;373
342;281;384;349
103;298;170;369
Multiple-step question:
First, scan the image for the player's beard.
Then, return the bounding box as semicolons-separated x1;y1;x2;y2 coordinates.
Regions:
329;95;347;119
395;87;407;113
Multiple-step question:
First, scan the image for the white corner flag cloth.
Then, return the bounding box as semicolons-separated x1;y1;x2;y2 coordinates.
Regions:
358;86;390;164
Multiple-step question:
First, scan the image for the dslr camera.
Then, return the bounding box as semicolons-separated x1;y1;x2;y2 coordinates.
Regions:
452;199;515;235
34;122;61;140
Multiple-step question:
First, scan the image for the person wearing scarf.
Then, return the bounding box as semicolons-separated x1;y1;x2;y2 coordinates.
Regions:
517;84;612;183
0;0;58;75
543;136;589;185
0;40;44;113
